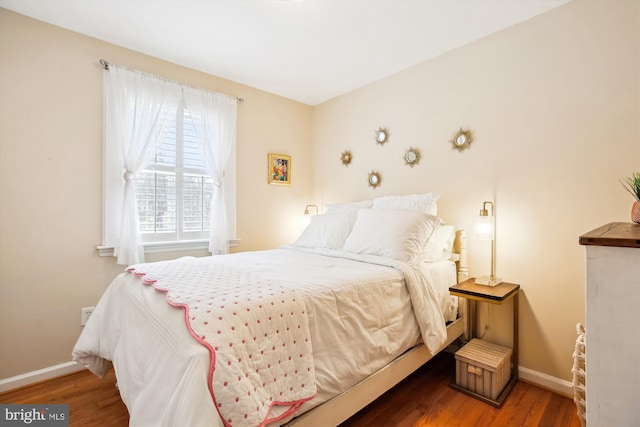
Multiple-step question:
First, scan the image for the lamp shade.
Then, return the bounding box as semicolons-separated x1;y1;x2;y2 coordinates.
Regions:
473;214;494;239
473;201;501;286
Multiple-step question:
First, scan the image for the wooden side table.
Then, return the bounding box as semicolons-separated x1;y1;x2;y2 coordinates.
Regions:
449;278;520;407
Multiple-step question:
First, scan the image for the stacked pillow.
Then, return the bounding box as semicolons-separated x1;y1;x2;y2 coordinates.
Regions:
370;193;438;215
292;212;357;250
423;224;456;262
292;199;372;250
292;193;455;263
342;208;440;263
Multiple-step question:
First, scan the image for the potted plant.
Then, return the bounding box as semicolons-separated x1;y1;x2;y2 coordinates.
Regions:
621;171;640;223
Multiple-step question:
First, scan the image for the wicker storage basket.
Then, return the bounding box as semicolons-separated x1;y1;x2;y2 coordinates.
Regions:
455;338;512;400
572;323;586;427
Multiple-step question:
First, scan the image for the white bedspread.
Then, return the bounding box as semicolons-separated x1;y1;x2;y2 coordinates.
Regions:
72;247;456;427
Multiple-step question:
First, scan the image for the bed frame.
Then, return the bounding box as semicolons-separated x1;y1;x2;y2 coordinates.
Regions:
286;230;469;426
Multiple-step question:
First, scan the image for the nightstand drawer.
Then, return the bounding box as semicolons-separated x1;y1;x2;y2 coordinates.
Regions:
455;338;512;401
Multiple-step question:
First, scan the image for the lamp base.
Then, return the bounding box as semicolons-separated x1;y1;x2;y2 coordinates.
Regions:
475;275;502;287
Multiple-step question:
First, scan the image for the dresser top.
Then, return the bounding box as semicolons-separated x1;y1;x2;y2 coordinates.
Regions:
579;222;640;248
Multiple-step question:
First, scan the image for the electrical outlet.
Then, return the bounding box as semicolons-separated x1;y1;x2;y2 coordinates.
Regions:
81;307;95;327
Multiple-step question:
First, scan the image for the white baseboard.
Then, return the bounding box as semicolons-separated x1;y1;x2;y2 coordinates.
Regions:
0;361;86;393
518;365;574;398
0;360;573;399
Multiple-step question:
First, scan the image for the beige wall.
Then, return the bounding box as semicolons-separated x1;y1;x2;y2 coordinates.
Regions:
0;8;313;378
312;0;639;381
1;0;639;386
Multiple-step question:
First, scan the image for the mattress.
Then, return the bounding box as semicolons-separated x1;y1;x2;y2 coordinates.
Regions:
73;247;457;427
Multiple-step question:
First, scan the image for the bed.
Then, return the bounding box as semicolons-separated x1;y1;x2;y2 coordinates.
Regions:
73;193;469;427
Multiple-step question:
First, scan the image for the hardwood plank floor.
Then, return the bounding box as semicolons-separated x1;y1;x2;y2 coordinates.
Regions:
0;368;128;427
0;352;581;426
340;352;582;427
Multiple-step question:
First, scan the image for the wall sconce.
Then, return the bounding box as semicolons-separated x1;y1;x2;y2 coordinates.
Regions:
473;201;502;286
304;204;319;215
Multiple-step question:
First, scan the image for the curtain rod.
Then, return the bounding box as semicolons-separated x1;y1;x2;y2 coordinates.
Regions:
99;59;245;104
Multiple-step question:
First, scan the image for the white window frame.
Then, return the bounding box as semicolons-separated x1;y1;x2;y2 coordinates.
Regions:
136;100;209;243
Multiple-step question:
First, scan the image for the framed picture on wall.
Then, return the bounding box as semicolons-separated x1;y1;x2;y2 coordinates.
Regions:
268;153;291;185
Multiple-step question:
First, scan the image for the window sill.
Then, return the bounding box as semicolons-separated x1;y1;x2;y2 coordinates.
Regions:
97;239;240;257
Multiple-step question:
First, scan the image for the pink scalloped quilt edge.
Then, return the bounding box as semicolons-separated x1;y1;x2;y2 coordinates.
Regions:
125;266;316;427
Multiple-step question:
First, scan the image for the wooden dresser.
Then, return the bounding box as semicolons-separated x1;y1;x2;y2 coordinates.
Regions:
579;222;640;426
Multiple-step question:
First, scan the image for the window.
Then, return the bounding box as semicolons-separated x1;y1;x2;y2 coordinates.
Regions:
135;104;216;242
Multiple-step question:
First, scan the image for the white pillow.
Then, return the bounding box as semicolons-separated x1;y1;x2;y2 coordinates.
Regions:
342;209;441;262
372;193;439;215
325;199;372;214
423;224;456;262
293;213;356;249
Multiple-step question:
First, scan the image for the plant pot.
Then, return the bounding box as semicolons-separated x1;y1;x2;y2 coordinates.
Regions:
632;201;640;224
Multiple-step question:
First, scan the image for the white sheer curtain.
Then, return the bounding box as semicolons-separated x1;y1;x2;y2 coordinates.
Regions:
104;65;181;265
183;88;238;255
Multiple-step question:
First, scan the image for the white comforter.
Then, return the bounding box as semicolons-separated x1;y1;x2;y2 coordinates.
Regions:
73;247;456;427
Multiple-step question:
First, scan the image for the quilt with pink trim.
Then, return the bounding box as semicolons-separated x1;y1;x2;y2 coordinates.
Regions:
125;255;316;427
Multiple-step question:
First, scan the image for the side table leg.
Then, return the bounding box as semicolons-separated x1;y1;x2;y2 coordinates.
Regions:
513;293;519;378
469;299;477;340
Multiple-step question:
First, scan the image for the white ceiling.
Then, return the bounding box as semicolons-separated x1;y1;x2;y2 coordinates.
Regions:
1;0;570;106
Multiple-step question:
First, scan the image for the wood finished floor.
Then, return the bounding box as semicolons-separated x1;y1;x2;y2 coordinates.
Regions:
1;352;581;426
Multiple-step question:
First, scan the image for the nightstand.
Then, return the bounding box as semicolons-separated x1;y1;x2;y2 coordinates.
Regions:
449;278;520;407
